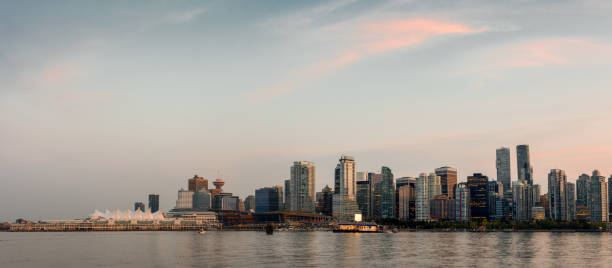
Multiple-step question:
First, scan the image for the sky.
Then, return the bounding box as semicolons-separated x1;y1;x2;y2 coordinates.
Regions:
1;0;612;222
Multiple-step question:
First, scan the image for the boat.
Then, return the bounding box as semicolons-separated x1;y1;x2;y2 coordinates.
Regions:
333;222;382;233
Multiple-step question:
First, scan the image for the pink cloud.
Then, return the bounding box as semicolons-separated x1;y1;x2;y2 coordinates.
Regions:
248;19;484;103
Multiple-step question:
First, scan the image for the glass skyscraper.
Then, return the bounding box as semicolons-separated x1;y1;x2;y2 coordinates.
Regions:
467;173;489;221
148;194;159;213
516;145;534;185
435;166;457;199
379;166;395;219
548;169;568;221
255;187;282;213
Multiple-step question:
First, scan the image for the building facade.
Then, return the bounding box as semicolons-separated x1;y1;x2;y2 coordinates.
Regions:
290;161;316;212
332;155;360;221
416;173;430;221
193;190;211;211
435;166;457;199
148;194;160;213
496;147;512;197
548;169;569;221
455;183;470;221
188;175;208;192
244;195;255;212
590;170;608;222
175;189;194;209
467;173;489;221
134;202;145;212
379;166;395;219
255;187;282;213
516;145;534;185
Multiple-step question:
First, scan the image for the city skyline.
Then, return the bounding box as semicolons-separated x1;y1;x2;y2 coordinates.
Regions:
2;1;612;222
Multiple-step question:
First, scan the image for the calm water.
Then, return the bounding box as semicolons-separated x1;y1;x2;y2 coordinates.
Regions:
1;231;612;267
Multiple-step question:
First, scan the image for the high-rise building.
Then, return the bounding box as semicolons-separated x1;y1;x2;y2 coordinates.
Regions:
188;175;208;192
513;180;537;221
221;196;240;211
356;180;371;218
284;179;291;210
148;194;160;213
540;193;549;219
590;170;608;222
488;181;503;220
455;183;470;221
255;187;282;213
428;173;442;200
395;177;413;218
274;185;284;211
467;173;489;221
244;195;255;212
316;185;333;216
430;195;455;220
332;155;361;221
576;173;591;220
398;178;416;220
368;172;382;218
416;173;430;221
379;166;395;219
516;145;534;185
435;166;457;199
548;169;568;221
193;190;211;211
134;202;145;212
356;172;368;182
609;176;612;221
175;189;194;209
567;182;576;221
290;161;316;212
496;147;512;197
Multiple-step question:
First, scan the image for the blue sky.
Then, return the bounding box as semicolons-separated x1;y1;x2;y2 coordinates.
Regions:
1;0;612;221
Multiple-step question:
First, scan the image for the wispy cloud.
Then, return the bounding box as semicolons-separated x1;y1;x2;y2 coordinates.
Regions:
163;8;207;24
42;63;84;84
248;18;485;103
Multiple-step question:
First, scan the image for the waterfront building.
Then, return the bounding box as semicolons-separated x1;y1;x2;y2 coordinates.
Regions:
609;176;612;221
188;175;208;192
244;195;255;212
379;166;395;219
516;145;534;185
395;177;413;218
488;181;503;220
332;155;361;221
455;183;470;221
284;179;291;210
513;180;536;221
212;193;232;211
316;185;333;216
220;196;239;211
255;187;283;213
532;207;546;220
548;169;569;221
430;195;455;220
356;180;371;218
435;166;457;198
398;179;416;220
193;190;211;211
134;202;145;212
274;185;284;211
467;173;489;221
148;194;160;213
590;170;608;222
576;173;591;220
540;194;550;219
176;189;194;209
210;178;226;198
356;172;368;182
567;182;576;221
368;172;382;218
428;173;442;200
416;173;430;221
290;161;316;212
496;147;512;197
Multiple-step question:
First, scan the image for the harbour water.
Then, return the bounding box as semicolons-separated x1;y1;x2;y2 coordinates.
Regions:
1;231;612;267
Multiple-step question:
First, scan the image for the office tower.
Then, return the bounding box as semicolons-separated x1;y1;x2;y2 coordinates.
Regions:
274;185;284;211
316;185;333;216
379;166;395;219
212;192;232;210
455;183;470;221
134;202;145;212
540;194;549;219
467;173;489;221
496;147;512;196
193;190;211;211
531;184;541;206
290;161;316;212
548;169;568;221
513;180;537;221
416;173;430;220
332;155;360;221
430;195;455;220
244;195;256;211
435;166;457;198
516;145;534;185
284;179;291;210
428;173;442;200
398;178;416;220
395;177;413;218
567;182;576;221
188;175;208;192
148;194;160;213
488;181;503;220
576;173;591;220
221;196;240;211
255;187;282;213
609;176;612;221
368;172;382;218
175;189;194;209
356;181;371;218
590;170;608;222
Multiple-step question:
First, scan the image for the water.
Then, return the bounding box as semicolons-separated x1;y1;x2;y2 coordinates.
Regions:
1;231;612;267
